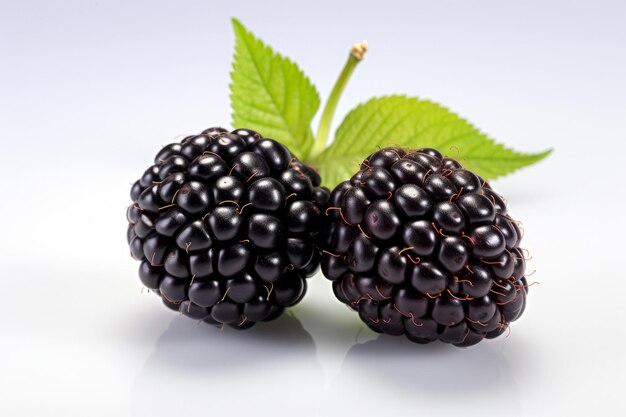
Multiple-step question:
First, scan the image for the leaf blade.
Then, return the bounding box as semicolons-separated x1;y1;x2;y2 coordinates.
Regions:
316;95;551;187
230;19;320;158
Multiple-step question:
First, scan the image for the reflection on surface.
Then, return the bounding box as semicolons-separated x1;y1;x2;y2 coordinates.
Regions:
131;313;322;416
324;334;523;416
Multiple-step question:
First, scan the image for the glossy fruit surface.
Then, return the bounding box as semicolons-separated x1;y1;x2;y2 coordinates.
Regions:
322;147;529;347
127;127;327;329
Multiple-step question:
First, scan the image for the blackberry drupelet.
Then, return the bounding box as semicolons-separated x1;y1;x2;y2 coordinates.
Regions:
127;127;329;329
322;147;529;347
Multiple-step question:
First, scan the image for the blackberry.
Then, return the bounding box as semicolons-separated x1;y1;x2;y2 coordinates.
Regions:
322;147;529;347
127;127;329;329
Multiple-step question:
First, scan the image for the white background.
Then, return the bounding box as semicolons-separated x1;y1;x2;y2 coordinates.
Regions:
1;1;625;415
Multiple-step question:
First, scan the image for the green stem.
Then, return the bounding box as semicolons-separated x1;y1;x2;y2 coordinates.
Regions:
307;41;368;161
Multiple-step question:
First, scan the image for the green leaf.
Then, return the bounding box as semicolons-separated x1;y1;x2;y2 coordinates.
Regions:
230;19;320;159
315;95;551;188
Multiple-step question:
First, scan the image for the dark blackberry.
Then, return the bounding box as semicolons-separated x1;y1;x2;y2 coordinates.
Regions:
322;147;530;347
127;127;328;329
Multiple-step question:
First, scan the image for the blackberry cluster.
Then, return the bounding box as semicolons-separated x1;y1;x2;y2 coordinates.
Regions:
322;147;529;347
126;127;329;329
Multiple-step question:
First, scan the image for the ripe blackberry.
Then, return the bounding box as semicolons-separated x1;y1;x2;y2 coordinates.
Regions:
322;147;529;347
127;127;329;329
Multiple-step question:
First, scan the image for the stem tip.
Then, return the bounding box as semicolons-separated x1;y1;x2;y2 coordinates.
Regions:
351;41;368;61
